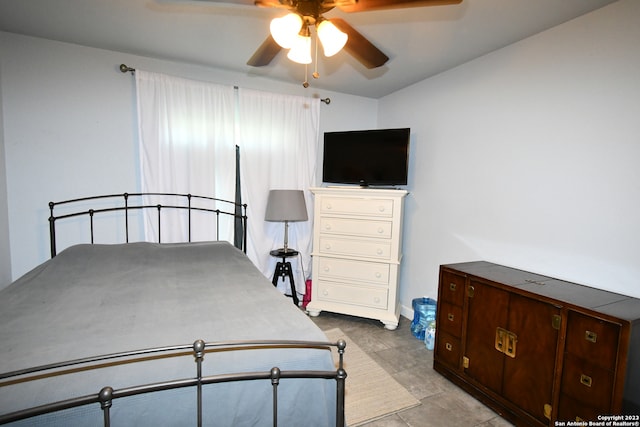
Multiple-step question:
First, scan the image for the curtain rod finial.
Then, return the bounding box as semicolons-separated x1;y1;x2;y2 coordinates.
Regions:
120;64;135;74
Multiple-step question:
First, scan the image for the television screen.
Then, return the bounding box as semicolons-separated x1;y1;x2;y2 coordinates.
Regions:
322;128;410;186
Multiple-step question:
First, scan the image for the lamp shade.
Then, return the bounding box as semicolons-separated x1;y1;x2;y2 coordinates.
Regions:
270;13;303;49
265;190;308;222
317;19;348;57
286;34;312;64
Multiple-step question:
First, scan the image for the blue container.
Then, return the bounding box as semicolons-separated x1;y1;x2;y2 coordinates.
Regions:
411;297;437;341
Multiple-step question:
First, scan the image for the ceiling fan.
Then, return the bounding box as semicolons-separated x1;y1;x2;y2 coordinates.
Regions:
199;0;462;71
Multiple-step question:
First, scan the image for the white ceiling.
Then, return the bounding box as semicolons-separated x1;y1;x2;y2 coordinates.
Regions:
0;0;617;98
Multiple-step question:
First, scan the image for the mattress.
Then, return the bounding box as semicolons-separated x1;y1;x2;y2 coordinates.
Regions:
0;241;336;426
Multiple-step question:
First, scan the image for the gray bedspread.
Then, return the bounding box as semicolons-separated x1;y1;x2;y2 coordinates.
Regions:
0;242;335;426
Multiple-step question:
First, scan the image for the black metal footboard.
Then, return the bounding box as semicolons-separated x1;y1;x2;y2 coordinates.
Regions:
48;192;248;257
0;339;346;427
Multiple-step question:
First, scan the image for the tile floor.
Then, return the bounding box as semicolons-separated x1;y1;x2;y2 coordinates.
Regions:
308;311;515;427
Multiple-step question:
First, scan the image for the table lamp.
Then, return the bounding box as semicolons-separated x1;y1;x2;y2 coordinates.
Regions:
265;190;308;253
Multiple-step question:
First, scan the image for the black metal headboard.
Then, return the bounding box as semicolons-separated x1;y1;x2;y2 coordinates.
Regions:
48;192;247;257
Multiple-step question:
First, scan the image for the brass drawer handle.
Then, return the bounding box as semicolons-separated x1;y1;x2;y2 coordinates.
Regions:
495;327;506;352
448;313;455;322
544;404;552;420
449;283;457;291
585;330;597;343
580;374;592;387
445;342;453;351
495;327;517;358
505;332;517;358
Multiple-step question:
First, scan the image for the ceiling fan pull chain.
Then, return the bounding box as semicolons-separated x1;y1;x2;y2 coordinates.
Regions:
303;63;309;88
313;33;320;80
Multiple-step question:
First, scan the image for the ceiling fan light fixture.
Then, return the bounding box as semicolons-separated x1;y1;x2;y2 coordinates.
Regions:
270;13;303;49
317;19;348;57
287;34;312;64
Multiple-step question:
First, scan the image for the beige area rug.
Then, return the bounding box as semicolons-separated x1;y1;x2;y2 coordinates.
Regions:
324;328;421;426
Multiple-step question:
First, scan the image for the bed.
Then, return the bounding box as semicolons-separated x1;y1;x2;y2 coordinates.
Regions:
0;193;345;426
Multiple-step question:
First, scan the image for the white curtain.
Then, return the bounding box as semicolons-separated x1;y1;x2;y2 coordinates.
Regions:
135;72;321;298
135;70;236;243
237;88;320;296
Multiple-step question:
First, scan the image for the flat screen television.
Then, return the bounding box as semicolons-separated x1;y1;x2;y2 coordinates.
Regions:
322;128;410;186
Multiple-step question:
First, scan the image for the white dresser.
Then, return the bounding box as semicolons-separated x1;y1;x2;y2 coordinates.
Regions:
307;187;408;329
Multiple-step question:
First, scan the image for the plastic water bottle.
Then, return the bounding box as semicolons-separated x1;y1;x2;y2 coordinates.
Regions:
425;320;436;350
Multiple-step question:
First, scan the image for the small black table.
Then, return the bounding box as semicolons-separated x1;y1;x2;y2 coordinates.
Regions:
270;248;299;306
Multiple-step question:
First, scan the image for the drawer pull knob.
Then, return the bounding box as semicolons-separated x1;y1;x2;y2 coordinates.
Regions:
445;342;453;351
378;206;385;212
324;224;332;230
377;227;384;234
325;244;331;250
375;272;382;278
580;374;592;387
326;204;332;210
449;283;457;291
323;266;330;272
585;330;597;343
376;248;383;255
374;297;380;303
448;313;455;322
322;290;329;296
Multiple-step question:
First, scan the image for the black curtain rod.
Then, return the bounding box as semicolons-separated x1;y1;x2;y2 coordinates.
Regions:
119;64;331;104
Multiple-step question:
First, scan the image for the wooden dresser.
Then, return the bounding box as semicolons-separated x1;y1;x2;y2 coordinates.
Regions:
434;261;640;426
306;187;407;329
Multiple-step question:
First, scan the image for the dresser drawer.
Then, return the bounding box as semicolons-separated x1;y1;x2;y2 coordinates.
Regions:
318;237;391;260
566;311;619;370
435;331;461;370
439;270;466;307
319;217;392;239
316;280;388;309
560;353;613;411
320;197;394;218
438;301;463;338
558;393;603;423
317;257;390;285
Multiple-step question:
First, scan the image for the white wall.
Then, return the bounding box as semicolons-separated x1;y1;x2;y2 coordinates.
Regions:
379;0;640;317
3;0;638;317
0;31;378;285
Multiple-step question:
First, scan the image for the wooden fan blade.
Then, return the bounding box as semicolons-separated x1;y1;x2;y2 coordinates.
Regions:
247;35;282;67
178;0;257;6
331;18;389;69
254;0;294;8
338;0;461;13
